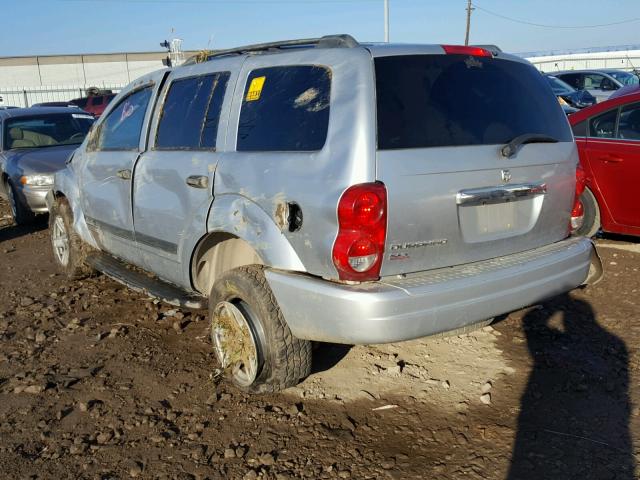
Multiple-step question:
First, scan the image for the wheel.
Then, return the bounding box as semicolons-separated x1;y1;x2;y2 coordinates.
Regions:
6;180;35;225
49;198;93;279
209;265;312;393
574;188;601;238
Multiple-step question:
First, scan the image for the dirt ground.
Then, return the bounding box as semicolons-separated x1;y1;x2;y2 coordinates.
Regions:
0;197;639;480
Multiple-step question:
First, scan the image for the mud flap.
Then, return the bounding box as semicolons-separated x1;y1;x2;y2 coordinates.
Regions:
583;242;604;286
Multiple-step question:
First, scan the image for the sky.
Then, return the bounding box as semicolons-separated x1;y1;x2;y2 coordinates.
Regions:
0;0;639;57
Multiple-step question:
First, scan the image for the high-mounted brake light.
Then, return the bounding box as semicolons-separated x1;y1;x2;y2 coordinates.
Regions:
441;45;493;57
332;182;387;282
570;164;586;233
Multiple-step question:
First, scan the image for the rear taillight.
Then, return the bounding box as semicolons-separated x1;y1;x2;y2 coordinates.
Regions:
570;164;586;233
441;45;493;57
333;182;387;281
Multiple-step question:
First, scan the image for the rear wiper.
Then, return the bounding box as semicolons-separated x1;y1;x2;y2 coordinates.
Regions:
500;133;558;158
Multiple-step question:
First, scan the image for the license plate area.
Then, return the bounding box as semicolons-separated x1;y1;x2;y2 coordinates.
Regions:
457;184;546;243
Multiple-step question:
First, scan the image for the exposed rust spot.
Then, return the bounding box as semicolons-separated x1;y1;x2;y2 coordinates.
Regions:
274;202;288;231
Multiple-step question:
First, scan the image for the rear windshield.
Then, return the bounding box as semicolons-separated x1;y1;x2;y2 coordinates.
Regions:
375;55;572;150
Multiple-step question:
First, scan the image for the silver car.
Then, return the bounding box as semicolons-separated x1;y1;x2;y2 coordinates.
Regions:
47;36;601;393
0;107;94;224
549;69;640;103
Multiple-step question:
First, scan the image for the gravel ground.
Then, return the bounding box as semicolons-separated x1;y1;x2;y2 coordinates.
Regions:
0;198;638;480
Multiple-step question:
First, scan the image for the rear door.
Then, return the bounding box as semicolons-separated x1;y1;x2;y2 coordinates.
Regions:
132;61;237;286
584;102;640;227
374;52;577;276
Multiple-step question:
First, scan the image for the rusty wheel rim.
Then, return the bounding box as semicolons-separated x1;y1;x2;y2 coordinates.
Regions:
211;301;259;387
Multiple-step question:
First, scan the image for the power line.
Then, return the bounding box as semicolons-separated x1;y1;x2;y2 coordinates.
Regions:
473;2;640;29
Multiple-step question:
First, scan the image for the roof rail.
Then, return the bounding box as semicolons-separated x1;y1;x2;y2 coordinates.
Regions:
199;34;359;62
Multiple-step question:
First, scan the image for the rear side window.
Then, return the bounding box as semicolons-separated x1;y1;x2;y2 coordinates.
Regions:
93;86;152;151
617;103;640;140
375;55;573;150
558;73;583;90
237;65;331;151
156;72;230;150
588;109;618;139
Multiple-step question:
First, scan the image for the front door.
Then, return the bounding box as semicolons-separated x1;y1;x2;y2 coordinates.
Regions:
80;79;158;264
584;102;640;228
132;62;238;287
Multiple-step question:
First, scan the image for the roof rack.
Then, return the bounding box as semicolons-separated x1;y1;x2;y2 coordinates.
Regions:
200;34;359;62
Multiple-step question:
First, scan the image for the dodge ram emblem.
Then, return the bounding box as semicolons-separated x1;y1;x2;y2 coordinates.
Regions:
501;169;512;183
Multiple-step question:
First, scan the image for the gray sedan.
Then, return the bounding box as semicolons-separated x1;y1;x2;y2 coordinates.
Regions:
0;107;94;224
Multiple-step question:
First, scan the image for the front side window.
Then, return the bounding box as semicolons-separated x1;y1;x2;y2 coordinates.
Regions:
156;72;230;150
375;55;572;150
584;74;609;90
237;65;331;152
589;109;618;139
4;113;94;150
93;87;152;151
618;103;640;140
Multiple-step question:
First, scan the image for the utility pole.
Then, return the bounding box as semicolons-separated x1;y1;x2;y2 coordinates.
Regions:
384;0;389;42
464;0;474;46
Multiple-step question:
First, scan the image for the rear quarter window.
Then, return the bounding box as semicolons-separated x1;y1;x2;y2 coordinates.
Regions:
375;55;572;150
237;65;331;152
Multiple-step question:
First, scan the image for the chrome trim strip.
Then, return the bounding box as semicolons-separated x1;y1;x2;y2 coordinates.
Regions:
456;182;547;206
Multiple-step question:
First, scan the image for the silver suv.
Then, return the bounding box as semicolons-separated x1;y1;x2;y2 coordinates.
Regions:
47;35;601;393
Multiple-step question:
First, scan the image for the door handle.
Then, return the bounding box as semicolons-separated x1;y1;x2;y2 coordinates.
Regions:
598;155;624;164
186;175;209;189
116;169;132;180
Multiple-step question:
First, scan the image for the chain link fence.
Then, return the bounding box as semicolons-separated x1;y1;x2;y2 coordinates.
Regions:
0;84;125;108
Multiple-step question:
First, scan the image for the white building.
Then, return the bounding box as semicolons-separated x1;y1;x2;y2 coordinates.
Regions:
524;45;640;73
0;47;196;107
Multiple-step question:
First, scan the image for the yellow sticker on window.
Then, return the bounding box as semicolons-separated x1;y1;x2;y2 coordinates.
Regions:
245;76;266;101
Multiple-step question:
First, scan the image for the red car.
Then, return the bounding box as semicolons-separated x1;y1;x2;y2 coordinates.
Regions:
569;91;640;237
70;93;116;118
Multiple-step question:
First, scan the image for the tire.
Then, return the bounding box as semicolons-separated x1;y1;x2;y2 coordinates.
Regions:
575;188;601;238
49;198;93;279
6;180;35;225
209;265;312;393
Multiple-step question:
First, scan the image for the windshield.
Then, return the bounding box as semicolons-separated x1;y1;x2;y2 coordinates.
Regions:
4;113;94;150
608;71;640;86
546;75;575;95
375;55;572;150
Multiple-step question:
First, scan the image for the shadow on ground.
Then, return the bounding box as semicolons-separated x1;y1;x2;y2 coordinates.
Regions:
0;217;47;244
508;293;634;479
311;342;352;375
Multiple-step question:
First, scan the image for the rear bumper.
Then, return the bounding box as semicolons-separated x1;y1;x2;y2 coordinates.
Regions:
266;237;596;344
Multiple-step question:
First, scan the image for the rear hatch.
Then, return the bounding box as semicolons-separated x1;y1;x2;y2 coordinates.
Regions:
374;49;577;276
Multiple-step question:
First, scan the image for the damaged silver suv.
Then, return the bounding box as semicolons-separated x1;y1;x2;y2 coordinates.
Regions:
47;35;601;393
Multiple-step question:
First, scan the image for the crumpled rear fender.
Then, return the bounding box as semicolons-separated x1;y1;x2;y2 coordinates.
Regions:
206;194;306;272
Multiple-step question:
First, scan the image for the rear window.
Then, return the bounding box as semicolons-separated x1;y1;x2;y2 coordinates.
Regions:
237;65;331;152
375;55;573;150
